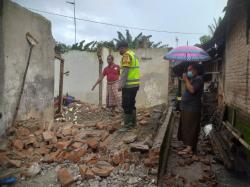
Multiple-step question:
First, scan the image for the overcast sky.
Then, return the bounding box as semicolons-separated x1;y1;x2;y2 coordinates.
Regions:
12;0;227;47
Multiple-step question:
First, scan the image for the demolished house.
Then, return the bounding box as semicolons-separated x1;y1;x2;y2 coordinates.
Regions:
0;1;171;186
202;0;250;173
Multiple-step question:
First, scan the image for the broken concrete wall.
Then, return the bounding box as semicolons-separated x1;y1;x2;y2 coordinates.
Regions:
56;48;169;107
54;48;109;105
0;0;55;136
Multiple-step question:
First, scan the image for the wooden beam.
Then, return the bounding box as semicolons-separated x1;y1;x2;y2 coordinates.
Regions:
223;121;250;150
55;54;64;114
97;49;103;107
55;53;64;61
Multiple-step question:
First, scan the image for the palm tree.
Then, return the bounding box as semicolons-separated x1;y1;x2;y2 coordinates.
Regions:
208;17;223;35
113;30;135;48
113;30;167;49
56;30;168;53
199;16;223;45
71;40;85;50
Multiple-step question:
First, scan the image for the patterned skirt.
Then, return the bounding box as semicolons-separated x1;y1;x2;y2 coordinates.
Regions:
106;80;121;108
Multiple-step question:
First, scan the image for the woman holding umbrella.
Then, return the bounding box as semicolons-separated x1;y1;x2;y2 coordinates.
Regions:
164;45;210;155
178;63;204;155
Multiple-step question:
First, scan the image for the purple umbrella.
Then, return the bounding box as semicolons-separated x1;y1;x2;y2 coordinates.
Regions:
164;45;211;62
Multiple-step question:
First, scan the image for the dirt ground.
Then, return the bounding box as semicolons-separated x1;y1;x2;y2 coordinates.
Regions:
162;115;217;187
0;102;167;187
161;114;250;187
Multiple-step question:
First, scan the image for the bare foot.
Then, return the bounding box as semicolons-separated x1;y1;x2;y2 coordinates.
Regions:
177;146;193;155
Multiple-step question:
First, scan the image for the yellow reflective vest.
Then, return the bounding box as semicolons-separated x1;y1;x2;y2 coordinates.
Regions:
121;50;140;88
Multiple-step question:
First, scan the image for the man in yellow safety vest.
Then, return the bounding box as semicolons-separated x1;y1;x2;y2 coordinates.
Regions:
117;41;140;132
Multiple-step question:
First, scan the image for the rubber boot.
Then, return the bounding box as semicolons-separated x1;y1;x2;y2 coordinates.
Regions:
131;110;137;127
127;114;134;128
118;114;133;132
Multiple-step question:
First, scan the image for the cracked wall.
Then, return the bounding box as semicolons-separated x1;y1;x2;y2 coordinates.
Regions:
0;0;55;136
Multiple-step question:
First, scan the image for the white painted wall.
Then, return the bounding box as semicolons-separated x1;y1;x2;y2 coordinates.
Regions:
55;48;109;104
55;48;169;107
0;0;55;135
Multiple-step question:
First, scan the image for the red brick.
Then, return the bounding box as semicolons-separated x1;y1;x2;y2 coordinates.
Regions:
111;150;124;165
75;147;87;158
139;120;147;126
71;128;79;136
85;168;95;179
16;127;30;136
96;122;108;130
8;159;22;168
108;120;121;133
57;168;75;187
92;166;114;177
99;136;111;152
12;139;24;150
79;165;88;178
43;150;61;163
79;165;95;179
100;132;109;141
36;147;50;156
83;154;98;164
34;129;43;136
122;163;130;171
23;134;37;146
0;153;9;166
71;142;83;149
42;131;55;141
62;126;72;136
87;138;98;150
14;150;30;159
63;147;87;163
57;140;72;150
144;158;155;167
144;149;159;167
149;148;160;159
144;112;151;117
123;149;132;161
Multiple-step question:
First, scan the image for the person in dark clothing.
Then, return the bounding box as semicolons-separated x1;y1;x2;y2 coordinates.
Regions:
117;41;140;132
178;63;204;155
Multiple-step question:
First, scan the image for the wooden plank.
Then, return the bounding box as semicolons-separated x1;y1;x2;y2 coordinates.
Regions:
223;121;250;150
57;60;64;114
97;49;103;107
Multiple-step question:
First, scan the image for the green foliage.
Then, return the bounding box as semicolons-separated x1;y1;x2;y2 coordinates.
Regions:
199;17;222;45
71;40;85;50
55;42;70;54
208;17;222;35
97;41;116;50
55;29;168;53
199;35;212;45
114;30;167;49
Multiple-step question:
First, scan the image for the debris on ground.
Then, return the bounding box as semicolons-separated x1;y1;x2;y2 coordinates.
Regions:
0;101;167;187
162;114;218;187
